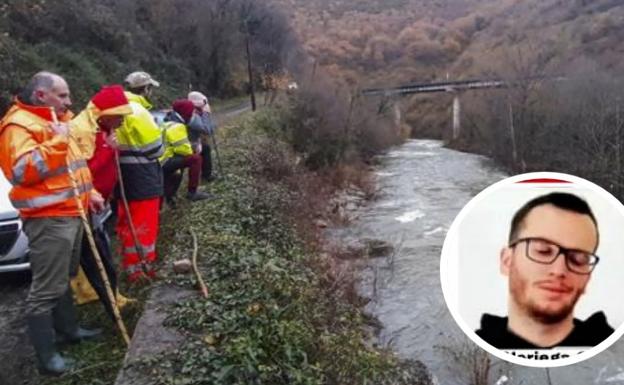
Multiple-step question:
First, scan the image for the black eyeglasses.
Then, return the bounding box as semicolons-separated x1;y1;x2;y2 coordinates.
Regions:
509;237;599;275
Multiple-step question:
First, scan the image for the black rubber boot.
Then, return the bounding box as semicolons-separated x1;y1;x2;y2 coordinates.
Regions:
53;289;102;344
26;313;75;376
186;191;216;201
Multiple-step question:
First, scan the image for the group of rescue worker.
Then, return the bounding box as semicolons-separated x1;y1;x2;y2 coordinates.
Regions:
0;70;218;375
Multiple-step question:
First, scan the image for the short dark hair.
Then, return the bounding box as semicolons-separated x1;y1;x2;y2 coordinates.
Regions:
508;192;599;248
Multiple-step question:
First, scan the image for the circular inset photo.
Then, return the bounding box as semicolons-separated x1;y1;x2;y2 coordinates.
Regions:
440;172;624;367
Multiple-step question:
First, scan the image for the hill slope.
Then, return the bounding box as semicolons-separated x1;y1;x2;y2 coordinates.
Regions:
277;0;624;83
0;0;294;111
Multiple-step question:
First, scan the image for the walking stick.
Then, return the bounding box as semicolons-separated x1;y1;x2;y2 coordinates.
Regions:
114;150;151;279
189;228;208;298
210;133;223;177
53;112;131;346
208;113;223;176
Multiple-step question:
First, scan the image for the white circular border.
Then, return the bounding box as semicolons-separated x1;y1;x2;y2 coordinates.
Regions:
440;171;624;368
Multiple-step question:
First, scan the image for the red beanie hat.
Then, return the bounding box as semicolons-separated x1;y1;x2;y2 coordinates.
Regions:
172;99;195;123
91;85;132;116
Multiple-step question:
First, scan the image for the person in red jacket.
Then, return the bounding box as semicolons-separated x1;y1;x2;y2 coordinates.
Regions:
78;85;131;320
88;125;119;200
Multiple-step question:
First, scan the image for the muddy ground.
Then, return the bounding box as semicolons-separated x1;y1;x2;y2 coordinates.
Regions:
0;270;39;385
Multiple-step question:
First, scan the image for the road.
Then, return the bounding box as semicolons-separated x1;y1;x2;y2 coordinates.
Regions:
213;100;252;121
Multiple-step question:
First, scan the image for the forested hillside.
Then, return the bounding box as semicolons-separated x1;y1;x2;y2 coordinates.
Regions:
0;0;295;112
275;0;487;84
274;0;624;134
277;0;624;83
271;0;624;195
3;0;624;182
0;0;405;170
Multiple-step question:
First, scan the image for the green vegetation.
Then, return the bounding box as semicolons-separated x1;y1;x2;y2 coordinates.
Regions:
249;80;402;169
0;0;293;112
0;0;404;168
132;110;429;385
275;0;624;136
30;108;427;385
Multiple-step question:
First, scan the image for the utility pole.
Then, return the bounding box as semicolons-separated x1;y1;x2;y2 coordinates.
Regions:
245;22;257;112
311;59;318;82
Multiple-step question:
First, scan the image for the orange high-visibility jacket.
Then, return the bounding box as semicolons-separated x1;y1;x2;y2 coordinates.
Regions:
0;100;94;218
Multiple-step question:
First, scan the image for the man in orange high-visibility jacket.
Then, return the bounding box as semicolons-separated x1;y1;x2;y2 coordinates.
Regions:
0;72;132;375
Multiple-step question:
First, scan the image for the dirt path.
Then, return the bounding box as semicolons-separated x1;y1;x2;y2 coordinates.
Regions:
213;100;252;122
0;271;38;385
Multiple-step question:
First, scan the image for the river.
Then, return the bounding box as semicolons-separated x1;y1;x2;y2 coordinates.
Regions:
335;139;624;385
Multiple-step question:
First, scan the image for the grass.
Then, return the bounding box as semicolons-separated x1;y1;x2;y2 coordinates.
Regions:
37;106;429;385
126;108;429;385
34;285;148;385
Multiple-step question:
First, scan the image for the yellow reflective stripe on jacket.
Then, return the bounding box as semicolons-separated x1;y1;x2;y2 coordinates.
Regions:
11;182;93;209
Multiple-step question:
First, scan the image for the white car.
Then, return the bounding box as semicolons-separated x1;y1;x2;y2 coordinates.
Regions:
151;109;170;126
0;171;29;272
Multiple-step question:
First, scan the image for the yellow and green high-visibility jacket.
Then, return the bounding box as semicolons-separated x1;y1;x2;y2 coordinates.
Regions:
160;121;193;164
115;92;164;200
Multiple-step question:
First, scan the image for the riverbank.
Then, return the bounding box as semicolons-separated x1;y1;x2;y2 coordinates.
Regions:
129;109;431;384
28;108;430;385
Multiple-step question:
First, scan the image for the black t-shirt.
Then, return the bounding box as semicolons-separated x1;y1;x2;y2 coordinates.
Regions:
475;312;614;349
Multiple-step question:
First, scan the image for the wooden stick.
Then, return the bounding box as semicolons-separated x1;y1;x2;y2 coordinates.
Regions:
190;228;208;298
209;125;224;178
53;110;131;346
114;150;151;278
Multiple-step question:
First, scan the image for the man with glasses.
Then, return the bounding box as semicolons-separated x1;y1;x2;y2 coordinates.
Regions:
476;192;614;349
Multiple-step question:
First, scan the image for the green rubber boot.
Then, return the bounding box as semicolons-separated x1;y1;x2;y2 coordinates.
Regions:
26;313;75;376
53;289;102;344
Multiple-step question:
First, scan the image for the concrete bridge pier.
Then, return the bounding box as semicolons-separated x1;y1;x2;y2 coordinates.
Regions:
452;92;461;140
393;102;402;131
